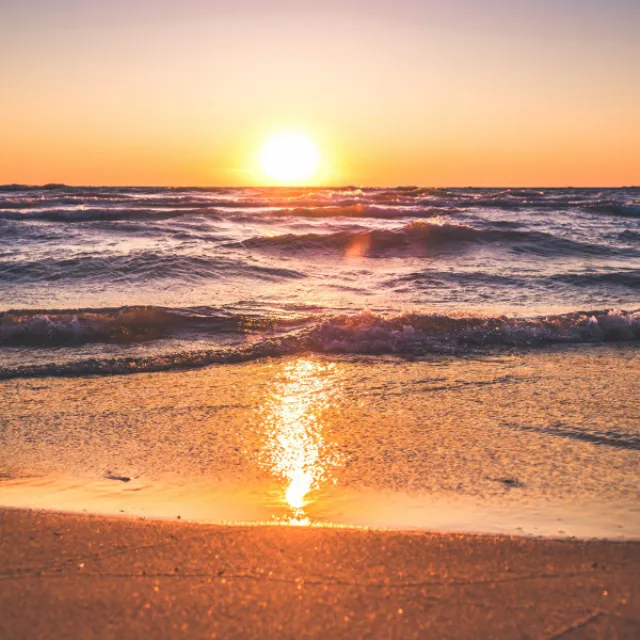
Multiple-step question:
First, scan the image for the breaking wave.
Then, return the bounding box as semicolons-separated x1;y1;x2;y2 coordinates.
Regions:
0;306;307;346
1;308;638;378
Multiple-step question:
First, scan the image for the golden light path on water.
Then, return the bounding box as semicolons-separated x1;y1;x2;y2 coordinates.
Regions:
257;359;343;525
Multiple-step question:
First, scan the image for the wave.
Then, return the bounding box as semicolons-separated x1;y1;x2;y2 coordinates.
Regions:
236;221;629;257
261;205;450;220
409;191;638;213
0;252;305;284
387;269;640;291
303;308;640;353
618;230;640;243
0;202;453;223
0;207;226;221
1;306;181;346
549;271;640;289
2;186;638;223
1;308;638;378
0;183;70;192
0;306;312;347
386;271;524;289
586;203;640;218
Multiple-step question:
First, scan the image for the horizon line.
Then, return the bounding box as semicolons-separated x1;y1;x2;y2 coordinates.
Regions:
1;183;638;190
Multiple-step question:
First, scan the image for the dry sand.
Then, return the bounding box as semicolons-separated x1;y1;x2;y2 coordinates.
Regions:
0;508;638;639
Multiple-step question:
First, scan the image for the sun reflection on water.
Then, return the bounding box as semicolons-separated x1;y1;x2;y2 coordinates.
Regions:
258;359;342;525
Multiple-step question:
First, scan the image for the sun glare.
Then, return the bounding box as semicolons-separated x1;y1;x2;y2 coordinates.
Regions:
259;131;320;184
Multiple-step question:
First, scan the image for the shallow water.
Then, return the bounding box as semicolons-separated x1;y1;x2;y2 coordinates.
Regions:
1;348;638;538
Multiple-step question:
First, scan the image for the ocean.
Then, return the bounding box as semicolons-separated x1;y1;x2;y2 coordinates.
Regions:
1;185;638;536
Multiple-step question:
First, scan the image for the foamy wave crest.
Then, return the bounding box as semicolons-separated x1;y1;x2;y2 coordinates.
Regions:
0;306;310;347
305;309;640;353
0;307;194;346
1;309;637;378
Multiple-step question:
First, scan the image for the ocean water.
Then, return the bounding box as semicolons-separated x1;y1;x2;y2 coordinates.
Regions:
1;185;639;536
1;185;639;374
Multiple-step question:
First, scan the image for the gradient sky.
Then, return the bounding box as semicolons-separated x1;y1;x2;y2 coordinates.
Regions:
2;0;639;186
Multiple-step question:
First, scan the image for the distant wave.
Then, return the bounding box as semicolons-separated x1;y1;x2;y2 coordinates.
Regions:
0;252;305;284
0;207;225;221
1;308;638;378
387;269;640;291
2;186;637;221
236;221;631;257
261;205;450;220
548;271;640;289
417;192;640;214
0;203;452;222
585;203;640;218
386;271;525;289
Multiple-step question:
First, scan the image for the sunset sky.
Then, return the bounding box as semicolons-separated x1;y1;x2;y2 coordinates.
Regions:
2;0;638;187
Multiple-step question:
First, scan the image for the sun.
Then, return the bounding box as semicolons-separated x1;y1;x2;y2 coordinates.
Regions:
259;131;320;184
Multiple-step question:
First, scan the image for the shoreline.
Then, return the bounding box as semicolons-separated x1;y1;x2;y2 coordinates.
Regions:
1;476;638;541
1;506;638;638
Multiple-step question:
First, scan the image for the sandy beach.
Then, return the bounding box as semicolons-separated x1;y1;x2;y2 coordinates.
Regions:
1;507;638;639
2;348;638;637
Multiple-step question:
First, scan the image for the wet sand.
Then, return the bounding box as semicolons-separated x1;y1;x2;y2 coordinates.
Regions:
1;507;638;639
1;347;639;536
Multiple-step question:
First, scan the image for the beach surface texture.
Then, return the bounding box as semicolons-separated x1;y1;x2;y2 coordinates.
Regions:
1;508;639;639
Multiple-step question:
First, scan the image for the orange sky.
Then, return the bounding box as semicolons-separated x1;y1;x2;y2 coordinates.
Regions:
2;1;639;186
